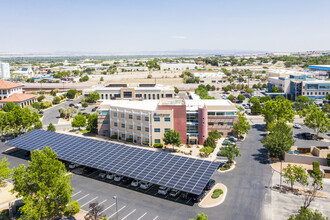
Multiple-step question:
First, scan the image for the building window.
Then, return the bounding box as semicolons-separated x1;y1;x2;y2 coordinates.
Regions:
121;134;125;139
154;117;160;122
101;94;104;99
129;125;133;129
216;112;225;116
307;92;309;95
227;122;233;126
136;94;142;98
137;126;141;131
164;117;171;122
103;120;109;124
121;124;125;128
145;127;149;132
145;116;149;121
161;94;164;98
144;94;147;99
218;122;223;126
157;94;159;99
148;94;151;99
145;138;149;143
114;94;121;98
105;94;108;100
153;94;155;99
136;115;141;120
129;114;133;119
208;122;214;126
114;122;118;127
101;110;109;115
103;130;108;134
154;128;160;132
123;91;132;99
155;139;161;143
208;112;215;116
113;112;117;117
165;94;173;98
121;113;125;118
225;112;235;116
164;128;170;132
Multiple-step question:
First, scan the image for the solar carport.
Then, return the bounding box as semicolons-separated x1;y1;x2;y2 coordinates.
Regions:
6;129;220;195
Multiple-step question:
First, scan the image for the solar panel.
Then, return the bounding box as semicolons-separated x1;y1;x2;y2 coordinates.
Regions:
6;129;220;195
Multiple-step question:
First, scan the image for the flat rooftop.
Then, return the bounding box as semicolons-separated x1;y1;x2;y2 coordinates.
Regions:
101;100;159;111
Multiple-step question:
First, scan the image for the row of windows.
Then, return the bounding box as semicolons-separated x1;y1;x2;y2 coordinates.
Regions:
112;112;149;121
112;122;150;132
207;112;235;116
101;93;173;100
303;91;329;96
208;122;233;126
111;133;149;143
154;128;170;133
154;117;171;122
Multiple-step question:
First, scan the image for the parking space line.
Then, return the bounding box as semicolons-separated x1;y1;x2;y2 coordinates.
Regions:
97;199;107;206
72;191;81;197
137;212;147;220
153;216;158;220
175;196;181;201
108;205;126;218
81;196;98;208
185;198;192;204
76;194;90;202
121;209;136;220
99;203;116;214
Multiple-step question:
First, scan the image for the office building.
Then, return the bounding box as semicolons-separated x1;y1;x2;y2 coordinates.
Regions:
0;63;10;79
160;63;202;71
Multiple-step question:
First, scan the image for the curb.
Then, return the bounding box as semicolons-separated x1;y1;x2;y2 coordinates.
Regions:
198;184;228;208
217;161;236;173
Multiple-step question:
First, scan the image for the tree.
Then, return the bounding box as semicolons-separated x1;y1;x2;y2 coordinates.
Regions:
227;94;235;101
203;136;216;149
87;113;98;134
200;147;214;157
259;96;271;103
52;96;61;105
294;96;313;112
208;130;221;140
72;114;86;130
65;201;80;217
100;76;104;82
0;157;12;186
32;102;41;111
174;87;179;94
11;147;73;219
85;202;105;220
237;94;246;101
2;102;16;112
288;207;329;220
282;164;309;190
47;123;56;132
34;121;43;129
271;87;280;92
163;129;182;151
325;93;330;101
322;103;330;113
249;96;259;104
190;213;208;220
220;145;241;164
233;112;251;138
37;95;46;102
59;107;77;119
86;91;100;103
82;102;88;108
79;75;89;82
261;120;295;158
245;88;254;94
262;99;295;124
251;101;262;115
50;89;59;96
40;101;53;109
303;105;330;138
66;89;78;99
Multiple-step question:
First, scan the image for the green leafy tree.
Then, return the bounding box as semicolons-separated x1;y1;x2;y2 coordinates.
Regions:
262;99;295;124
11;147;73;219
47;123;56;132
52;96;61;105
87;113;98;134
32;102;41;111
82;102;88;108
282;164;309;190
288;207;329;220
174;87;179;94
37;95;45;102
100;76;104;82
259;96;271;103
190;213;208;220
271;86;280;92
200;146;214;157
261;120;295;158
245;88;254;94
203;136;216;149
233;112;251;138
322;103;330;113
237;94;246;101
71;114;86;130
325;93;330;101
227;94;235;101
34;121;43;129
66;89;78;99
251;101;262;115
208;130;221;140
0;157;12;186
64;201;80;216
163;129;182;151
86;91;100;103
220;144;241;164
249;96;259;104
40;101;53;109
294;96;313;112
303;106;330;137
2;102;16;112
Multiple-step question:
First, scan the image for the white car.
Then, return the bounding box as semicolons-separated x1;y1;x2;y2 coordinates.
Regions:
106;173;114;180
293;124;302;129
157;186;170;195
131;179;140;187
69;163;78;169
140;181;153;190
114;175;123;182
99;172;106;179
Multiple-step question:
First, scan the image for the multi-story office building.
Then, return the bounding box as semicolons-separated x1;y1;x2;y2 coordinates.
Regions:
0;63;10;79
267;74;330;100
98;98;238;146
160;63;202;71
85;84;175;101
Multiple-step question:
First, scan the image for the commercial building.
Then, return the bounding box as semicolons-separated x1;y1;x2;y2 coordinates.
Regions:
307;65;330;80
117;66;149;72
160;63;202;71
193;72;226;84
12;67;34;78
0;80;37;108
85;84;175;101
98;98;238;146
267;74;330;100
0;63;10;79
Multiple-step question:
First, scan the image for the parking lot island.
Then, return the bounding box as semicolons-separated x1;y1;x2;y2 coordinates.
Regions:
198;183;227;208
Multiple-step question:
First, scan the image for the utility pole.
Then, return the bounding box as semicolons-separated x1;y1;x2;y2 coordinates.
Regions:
113;195;118;220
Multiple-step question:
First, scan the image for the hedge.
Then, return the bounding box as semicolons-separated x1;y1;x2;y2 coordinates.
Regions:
313;161;321;177
153;143;163;148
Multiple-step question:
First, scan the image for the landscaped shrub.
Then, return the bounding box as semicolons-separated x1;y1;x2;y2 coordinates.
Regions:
143;142;150;146
40;101;53;109
64;201;80;216
153;143;163;148
110;135;117;139
211;189;223;199
327;153;330;166
313;161;321;177
126;138;133;142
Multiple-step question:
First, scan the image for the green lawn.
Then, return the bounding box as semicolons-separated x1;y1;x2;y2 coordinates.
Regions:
79;130;90;134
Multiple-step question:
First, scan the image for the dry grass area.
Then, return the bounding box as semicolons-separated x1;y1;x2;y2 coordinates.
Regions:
272;185;329;198
0;182;17;207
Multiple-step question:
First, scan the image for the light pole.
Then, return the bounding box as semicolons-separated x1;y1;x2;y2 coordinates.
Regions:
280;160;283;190
113;195;118;220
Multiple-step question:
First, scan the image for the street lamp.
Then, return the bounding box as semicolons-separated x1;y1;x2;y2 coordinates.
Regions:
280;160;283;190
113;195;118;220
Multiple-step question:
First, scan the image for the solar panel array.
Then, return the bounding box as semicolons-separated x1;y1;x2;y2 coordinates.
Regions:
6;129;219;195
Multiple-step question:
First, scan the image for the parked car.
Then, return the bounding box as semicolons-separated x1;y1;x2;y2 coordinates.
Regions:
222;140;235;146
131;179;140;187
192;191;206;202
180;192;191;200
302;132;316;140
169;189;181;197
69;103;75;107
224;91;230;94
114;175;123;182
69;163;79;169
106;173;115;180
98;172;107;179
39;111;44;115
140;181;153;190
122;177;133;185
293;124;301;129
204;179;215;191
84;167;97;174
229;137;238;142
157;186;170;195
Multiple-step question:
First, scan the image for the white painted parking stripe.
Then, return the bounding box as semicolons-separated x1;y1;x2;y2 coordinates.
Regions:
108;205;126;218
153;216;158;220
97;199;107;206
76;194;90;202
99;203;116;214
185;198;192;204
121;209;136;220
175;196;181;201
72;191;81;197
81;196;98;208
137;212;147;220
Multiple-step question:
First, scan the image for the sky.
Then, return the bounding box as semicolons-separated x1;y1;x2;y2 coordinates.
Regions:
1;0;330;54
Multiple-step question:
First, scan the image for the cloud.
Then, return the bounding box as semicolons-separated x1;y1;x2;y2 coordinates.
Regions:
172;35;187;40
